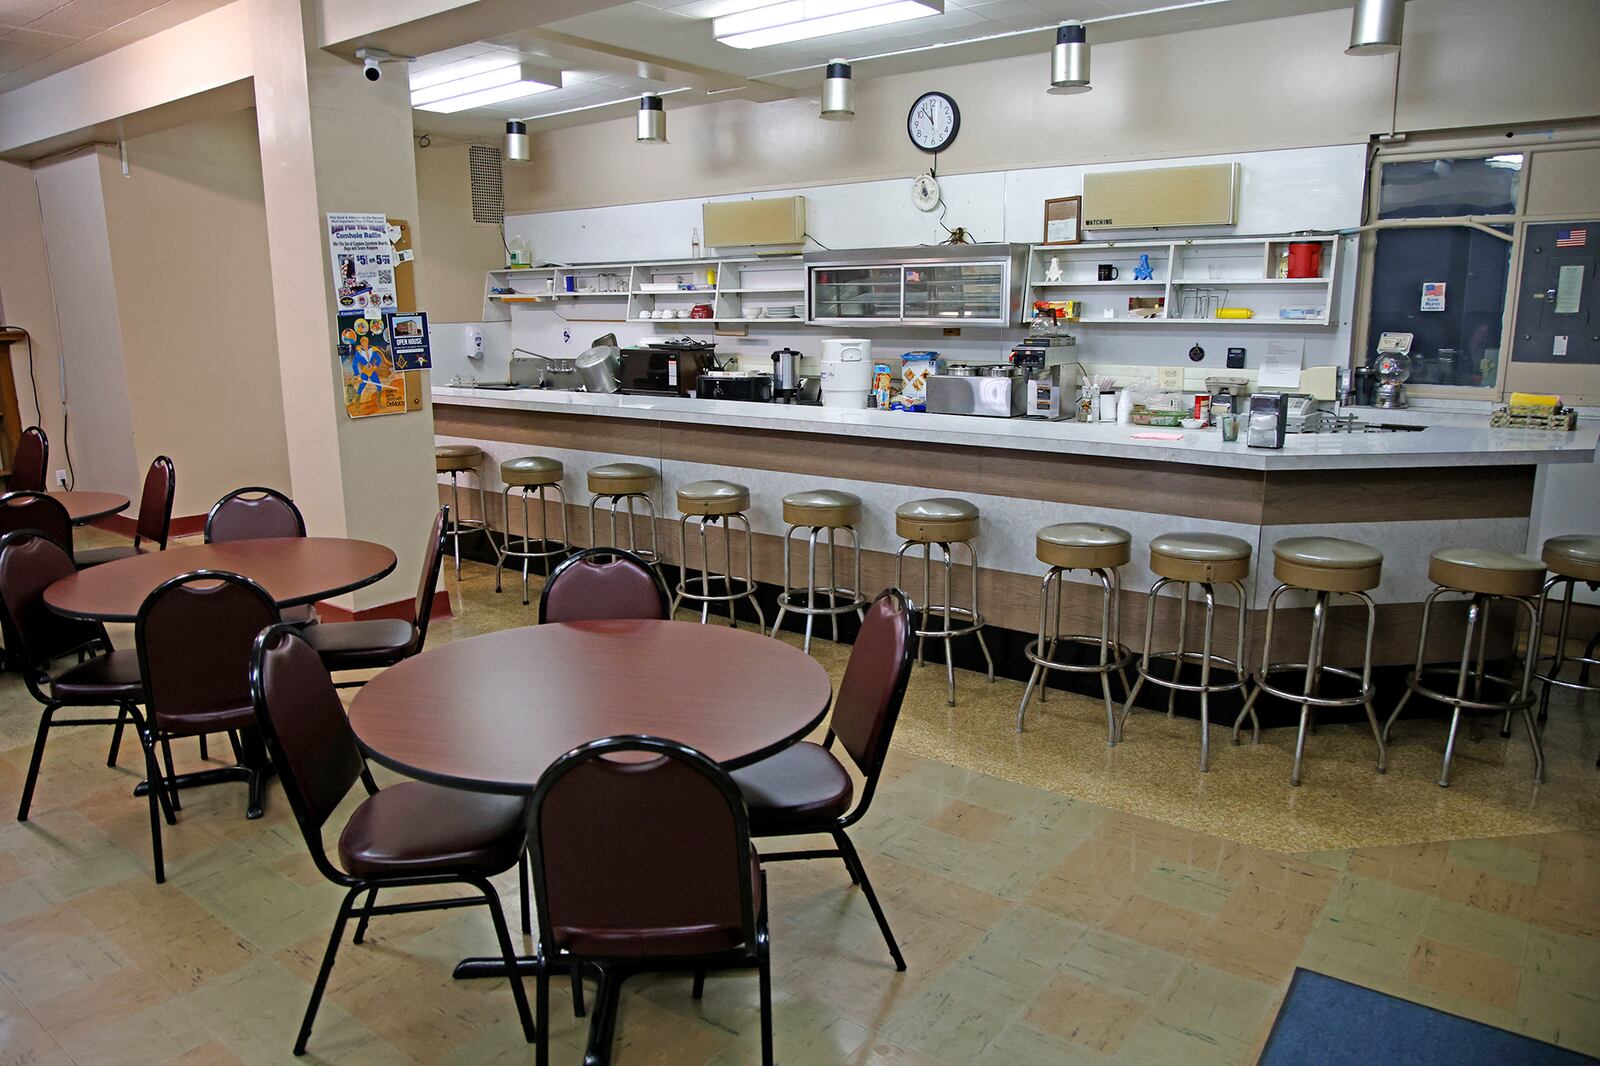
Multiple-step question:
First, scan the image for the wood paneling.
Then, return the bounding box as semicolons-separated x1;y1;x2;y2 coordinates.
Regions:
661;424;982;493
434;406;660;457
1261;465;1537;525
977;449;1265;523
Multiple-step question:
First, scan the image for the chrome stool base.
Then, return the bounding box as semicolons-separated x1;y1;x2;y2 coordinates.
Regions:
444;470;490;577
773;523;866;654
894;539;995;707
1529;575;1600;754
1121;578;1251;772
1383;588;1544;788
1017;566;1134;744
672;513;765;630
588;492;661;565
494;484;571;605
1232;585;1384;786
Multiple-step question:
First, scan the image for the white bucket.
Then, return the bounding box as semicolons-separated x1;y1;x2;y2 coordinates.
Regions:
819;338;872;409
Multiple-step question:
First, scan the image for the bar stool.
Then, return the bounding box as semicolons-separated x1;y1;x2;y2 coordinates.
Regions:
1384;547;1546;787
1120;533;1252;772
893;498;994;707
1016;523;1135;743
493;456;570;605
1531;535;1600;758
673;480;764;630
1232;537;1387;786
435;444;489;576
772;490;866;653
587;462;660;564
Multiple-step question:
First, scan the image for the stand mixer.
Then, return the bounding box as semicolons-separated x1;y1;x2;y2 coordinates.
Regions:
1370;331;1414;409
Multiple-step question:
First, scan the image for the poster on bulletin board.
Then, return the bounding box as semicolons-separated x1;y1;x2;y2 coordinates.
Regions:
386;311;431;371
327;213;399;318
338;311;408;418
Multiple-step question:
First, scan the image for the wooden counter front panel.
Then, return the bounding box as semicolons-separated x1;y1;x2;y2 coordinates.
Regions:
1261;465;1536;525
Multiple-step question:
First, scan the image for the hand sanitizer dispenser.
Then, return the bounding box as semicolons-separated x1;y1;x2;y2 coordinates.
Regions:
466;326;484;361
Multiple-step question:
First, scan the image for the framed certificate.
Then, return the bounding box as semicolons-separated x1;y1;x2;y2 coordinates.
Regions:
1043;196;1082;246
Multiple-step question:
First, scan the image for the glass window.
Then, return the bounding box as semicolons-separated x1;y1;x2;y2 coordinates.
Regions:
1378;154;1522;219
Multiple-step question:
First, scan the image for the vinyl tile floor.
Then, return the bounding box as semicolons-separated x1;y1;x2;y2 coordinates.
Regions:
1;546;1597;1065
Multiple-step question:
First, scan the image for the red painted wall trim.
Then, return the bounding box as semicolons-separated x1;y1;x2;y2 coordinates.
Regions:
315;587;451;624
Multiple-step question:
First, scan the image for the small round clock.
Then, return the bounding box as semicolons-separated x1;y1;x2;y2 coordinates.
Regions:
907;91;959;154
911;173;941;211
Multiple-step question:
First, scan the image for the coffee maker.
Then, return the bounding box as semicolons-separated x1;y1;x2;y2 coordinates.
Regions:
1008;343;1083;421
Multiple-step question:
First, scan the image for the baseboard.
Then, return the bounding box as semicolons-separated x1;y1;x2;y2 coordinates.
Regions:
92;512;207;539
315;588;451;624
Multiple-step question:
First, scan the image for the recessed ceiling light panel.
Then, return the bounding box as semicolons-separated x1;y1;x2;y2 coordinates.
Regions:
411;62;563;113
714;0;942;50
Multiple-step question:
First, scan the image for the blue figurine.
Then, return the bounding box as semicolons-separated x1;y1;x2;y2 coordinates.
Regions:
1132;253;1154;281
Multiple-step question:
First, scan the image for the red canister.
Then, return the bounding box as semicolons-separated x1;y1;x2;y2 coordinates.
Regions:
1286;242;1324;279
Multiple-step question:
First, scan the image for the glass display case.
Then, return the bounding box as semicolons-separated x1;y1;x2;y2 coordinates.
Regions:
806;245;1024;326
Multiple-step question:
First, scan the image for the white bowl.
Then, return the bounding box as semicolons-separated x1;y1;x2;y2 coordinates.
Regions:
748;307;765;319
1180;418;1205;429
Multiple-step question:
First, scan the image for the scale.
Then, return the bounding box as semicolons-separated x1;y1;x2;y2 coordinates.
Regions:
1371;331;1414;409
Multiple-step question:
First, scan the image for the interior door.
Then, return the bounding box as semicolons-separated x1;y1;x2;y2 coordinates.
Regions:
1512;221;1599;367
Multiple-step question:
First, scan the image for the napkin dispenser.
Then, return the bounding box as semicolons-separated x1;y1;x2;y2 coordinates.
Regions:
1246;392;1287;449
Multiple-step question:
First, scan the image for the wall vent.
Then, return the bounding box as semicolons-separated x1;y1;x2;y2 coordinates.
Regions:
468;145;505;225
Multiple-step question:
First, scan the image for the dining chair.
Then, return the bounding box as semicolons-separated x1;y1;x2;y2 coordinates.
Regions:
303;506;447;687
135;570;280;882
204;485;317;626
76;455;175;567
0;531;162;827
729;587;914;971
249;624;535;1056
9;426;47;493
0;491;73;553
527;735;773;1066
538;546;671;624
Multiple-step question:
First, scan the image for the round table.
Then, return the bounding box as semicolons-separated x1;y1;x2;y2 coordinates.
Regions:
50;491;131;525
44;537;398;621
349;619;834;792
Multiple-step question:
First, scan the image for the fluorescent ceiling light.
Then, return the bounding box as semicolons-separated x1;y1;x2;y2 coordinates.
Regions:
411;63;563;113
714;0;942;49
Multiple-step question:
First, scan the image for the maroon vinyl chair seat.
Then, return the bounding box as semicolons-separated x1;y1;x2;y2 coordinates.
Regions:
538;546;671;624
303;507;447;682
1;530;157;827
729;588;915;972
9;426;47;493
0;491;73;553
250;625;535;1056
528;735;774;1066
731;743;853;830
337;781;529;879
76;455;175;568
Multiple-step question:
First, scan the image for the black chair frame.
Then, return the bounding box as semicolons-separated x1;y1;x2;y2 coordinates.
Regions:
135;454;177;551
526;735;773;1066
249;624;535;1055
1;530;170;829
323;506;449;689
751;587;915;972
536;546;673;624
204;485;306;542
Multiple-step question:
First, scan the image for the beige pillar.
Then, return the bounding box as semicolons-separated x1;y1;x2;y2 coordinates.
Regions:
250;0;438;611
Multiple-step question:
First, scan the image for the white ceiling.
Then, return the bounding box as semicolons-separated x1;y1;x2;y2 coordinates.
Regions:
0;0;224;92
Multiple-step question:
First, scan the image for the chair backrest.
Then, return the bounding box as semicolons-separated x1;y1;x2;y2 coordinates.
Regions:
205;486;306;543
828;589;915;788
10;426;47;493
539;547;671;624
250;625;366;878
530;735;758;960
134;456;176;550
0;492;72;553
0;530;105;679
136;570;279;731
410;506;449;652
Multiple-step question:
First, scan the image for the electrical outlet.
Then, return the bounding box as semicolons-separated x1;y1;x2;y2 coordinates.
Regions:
54;469;67;488
1155;366;1184;389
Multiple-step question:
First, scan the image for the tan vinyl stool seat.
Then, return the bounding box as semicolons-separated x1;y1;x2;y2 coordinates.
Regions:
500;456;564;487
783;490;862;528
1273;537;1383;593
775;490;866;654
896;498;979;543
587;462;656;496
435;444;483;472
1428;548;1545;598
1150;533;1252;584
677;480;751;517
1542;535;1600;582
1036;523;1132;571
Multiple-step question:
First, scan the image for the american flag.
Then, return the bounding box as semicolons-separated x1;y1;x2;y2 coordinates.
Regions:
1555;227;1587;248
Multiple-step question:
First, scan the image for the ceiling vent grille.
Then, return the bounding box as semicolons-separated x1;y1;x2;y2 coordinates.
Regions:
468;144;505;225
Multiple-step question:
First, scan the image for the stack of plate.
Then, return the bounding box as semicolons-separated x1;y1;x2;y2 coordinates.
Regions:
766;305;801;319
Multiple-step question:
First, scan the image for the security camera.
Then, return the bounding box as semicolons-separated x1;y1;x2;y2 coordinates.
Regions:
354;47;411;83
363;56;382;81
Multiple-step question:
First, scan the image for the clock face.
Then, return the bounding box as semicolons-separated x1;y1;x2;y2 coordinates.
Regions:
907;92;959;154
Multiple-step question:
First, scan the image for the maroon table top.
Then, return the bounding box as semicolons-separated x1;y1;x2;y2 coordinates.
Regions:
349;620;834;792
50;491;131;525
44;537;397;622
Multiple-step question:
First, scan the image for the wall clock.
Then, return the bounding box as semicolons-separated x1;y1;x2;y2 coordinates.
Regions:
907;91;959;154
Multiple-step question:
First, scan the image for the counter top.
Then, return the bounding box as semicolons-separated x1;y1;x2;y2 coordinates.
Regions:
432;386;1599;472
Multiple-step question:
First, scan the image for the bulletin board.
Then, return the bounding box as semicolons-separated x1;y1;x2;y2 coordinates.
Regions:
329;214;422;418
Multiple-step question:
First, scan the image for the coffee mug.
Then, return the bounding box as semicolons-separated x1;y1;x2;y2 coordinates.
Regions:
1097;264;1119;281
